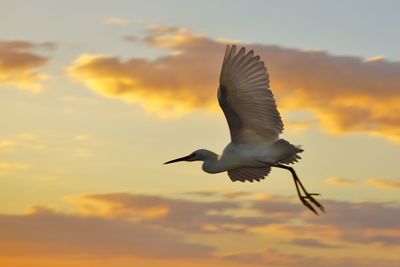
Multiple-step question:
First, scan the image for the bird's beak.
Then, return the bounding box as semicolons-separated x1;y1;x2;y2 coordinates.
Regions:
164;155;192;164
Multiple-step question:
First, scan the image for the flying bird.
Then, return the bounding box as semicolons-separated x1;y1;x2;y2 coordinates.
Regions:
165;45;324;215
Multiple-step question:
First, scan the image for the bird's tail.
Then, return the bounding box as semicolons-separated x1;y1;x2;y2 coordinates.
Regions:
272;139;303;164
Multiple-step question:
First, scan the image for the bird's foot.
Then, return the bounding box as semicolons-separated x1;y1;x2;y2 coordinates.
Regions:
300;193;325;215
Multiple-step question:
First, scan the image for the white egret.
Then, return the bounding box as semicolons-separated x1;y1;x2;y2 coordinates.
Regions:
165;45;324;214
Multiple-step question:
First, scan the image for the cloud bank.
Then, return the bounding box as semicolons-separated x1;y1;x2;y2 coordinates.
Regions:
1;192;400;267
68;26;400;141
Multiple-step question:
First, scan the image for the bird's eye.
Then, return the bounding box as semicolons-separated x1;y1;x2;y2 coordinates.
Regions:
190;152;196;158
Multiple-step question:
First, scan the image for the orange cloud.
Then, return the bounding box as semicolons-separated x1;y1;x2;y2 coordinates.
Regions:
68;26;400;141
0;40;54;92
367;178;400;190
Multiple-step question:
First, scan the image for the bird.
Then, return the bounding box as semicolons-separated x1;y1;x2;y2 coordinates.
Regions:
164;44;324;215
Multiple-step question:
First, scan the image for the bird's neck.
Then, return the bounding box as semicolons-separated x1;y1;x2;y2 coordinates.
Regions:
201;154;227;174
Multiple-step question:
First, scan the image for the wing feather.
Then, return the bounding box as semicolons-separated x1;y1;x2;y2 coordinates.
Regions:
218;45;284;143
228;167;271;182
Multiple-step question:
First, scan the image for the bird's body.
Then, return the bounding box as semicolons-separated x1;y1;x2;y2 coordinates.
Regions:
165;45;324;214
199;140;302;173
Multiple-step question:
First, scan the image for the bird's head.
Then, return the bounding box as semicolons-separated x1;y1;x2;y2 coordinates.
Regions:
164;149;217;164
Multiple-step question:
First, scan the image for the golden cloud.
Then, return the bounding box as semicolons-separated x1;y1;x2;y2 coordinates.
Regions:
68;26;400;140
0;40;54;92
367;178;400;190
74;193;171;219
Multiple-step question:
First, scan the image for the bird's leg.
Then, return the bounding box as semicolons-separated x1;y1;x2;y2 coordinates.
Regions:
273;164;325;214
290;173;318;215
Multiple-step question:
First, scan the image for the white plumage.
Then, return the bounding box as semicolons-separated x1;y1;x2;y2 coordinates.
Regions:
165;45;324;214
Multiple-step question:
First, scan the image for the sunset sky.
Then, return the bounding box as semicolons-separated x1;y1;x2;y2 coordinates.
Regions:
1;1;400;266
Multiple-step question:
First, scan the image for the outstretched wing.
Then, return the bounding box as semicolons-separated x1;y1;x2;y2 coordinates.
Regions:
228;167;271;182
218;45;284;143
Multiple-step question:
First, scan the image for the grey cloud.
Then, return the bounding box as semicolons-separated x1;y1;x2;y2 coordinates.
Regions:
0;207;213;259
80;193;279;232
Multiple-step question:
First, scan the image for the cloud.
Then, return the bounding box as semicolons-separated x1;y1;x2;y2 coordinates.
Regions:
2;192;400;266
0;140;17;152
75;192;278;232
122;35;139;43
247;196;400;247
74;147;92;157
103;17;130;25
325;177;354;185
288;238;341;249
251;196;305;217
0;161;30;176
0;40;54;92
74;133;90;141
367;178;400;190
223;249;400;267
0;132;45;153
304;200;400;246
0;206;213;259
185;189;253;199
0;162;29;170
143;25;201;48
68;26;400;141
77;192;400;247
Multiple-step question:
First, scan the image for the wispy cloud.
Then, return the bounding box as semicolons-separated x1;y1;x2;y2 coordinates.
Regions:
0;140;17;152
0;132;45;153
103;17;130;26
0;40;54;92
288;238;341;249
68;26;400;141
122;35;139;43
367;178;400;190
74;147;92;157
0;161;30;176
223;248;400;267
0;162;30;170
325;177;354;185
74;133;90;141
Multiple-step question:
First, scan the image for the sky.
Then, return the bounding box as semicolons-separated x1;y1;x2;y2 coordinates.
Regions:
1;1;400;266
